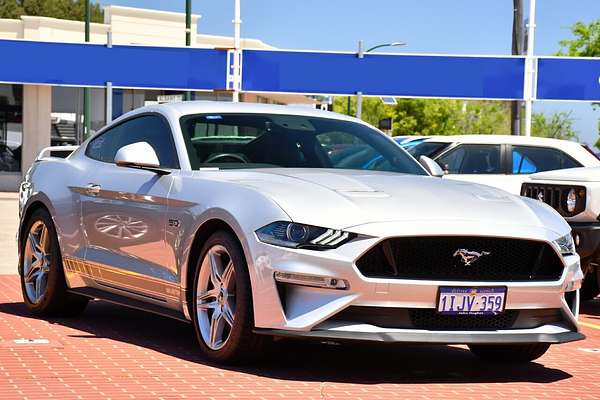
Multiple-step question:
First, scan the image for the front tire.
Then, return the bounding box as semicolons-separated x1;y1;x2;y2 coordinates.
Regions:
191;231;265;364
580;266;599;301
19;208;88;316
468;343;550;363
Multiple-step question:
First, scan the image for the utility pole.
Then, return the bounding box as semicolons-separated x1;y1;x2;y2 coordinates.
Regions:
83;0;91;140
185;0;192;101
510;0;524;136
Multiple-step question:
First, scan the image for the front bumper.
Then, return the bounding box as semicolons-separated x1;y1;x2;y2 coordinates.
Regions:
255;325;584;344
248;221;585;344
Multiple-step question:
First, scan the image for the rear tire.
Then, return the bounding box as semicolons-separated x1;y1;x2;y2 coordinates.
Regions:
468;343;551;363
191;230;265;364
19;208;88;317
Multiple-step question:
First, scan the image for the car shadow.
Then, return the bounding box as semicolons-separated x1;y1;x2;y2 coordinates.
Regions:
0;300;572;385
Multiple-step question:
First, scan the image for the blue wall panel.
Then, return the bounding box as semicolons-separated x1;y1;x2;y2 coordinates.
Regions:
0;39;227;90
242;50;525;99
537;58;600;101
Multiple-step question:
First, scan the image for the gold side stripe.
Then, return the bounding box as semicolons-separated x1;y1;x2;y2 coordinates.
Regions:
63;256;180;301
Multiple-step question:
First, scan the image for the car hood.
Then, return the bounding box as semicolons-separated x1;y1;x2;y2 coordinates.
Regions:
213;168;568;234
530;167;600;182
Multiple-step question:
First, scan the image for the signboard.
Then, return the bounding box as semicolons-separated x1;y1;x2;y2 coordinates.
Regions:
242;50;526;100
0;39;227;90
537;57;600;101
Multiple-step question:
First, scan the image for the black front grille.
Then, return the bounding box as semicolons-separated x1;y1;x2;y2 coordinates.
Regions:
356;236;564;281
409;309;518;330
328;306;562;331
521;183;586;217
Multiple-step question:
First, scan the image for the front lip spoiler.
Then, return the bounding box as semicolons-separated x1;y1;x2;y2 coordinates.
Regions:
254;328;585;344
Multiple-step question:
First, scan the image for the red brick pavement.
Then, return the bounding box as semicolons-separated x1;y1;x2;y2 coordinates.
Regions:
0;274;599;400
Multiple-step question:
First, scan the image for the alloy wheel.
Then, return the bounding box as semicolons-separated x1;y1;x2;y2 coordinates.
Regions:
196;245;236;351
23;220;51;304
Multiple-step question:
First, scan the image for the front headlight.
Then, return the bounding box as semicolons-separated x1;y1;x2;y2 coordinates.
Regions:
554;233;576;256
256;221;354;250
566;189;577;213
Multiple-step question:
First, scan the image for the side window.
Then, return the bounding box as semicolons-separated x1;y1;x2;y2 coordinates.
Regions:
437;144;501;174
86;115;179;169
512;146;581;174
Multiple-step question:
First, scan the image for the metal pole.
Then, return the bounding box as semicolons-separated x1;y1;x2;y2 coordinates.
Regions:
185;0;192;101
105;31;113;125
83;0;91;140
510;0;524;136
356;40;364;119
524;0;536;137
232;0;242;102
105;81;113;124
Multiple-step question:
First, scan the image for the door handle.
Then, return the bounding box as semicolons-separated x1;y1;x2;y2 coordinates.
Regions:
85;183;101;196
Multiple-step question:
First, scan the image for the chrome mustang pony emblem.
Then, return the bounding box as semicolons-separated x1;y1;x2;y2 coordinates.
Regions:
453;249;491;266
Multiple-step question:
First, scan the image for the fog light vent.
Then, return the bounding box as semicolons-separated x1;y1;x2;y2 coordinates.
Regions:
274;271;349;290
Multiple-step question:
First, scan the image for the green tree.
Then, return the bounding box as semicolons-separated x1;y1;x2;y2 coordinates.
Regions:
558;20;600;149
0;0;22;19
558;20;600;57
0;0;103;23
334;97;512;137
531;111;578;140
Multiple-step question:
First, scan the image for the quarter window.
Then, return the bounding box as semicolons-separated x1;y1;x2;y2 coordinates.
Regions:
86;115;179;169
512;146;580;174
437;144;502;174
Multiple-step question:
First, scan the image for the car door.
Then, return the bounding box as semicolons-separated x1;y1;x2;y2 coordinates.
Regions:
434;144;516;192
79;113;181;305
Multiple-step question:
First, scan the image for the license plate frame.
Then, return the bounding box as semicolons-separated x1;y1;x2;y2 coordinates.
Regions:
436;286;507;315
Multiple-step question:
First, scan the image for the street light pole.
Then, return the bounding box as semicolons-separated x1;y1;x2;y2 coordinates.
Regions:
185;0;192;101
355;41;406;119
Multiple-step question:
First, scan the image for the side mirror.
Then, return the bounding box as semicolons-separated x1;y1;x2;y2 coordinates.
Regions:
114;142;170;175
419;155;444;177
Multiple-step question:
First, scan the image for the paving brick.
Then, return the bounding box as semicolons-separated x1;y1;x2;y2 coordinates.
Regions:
0;275;599;399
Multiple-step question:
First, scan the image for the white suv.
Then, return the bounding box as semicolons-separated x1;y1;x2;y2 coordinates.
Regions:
522;167;600;301
402;135;600;194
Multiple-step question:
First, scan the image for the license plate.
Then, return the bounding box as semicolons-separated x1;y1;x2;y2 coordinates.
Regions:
437;287;506;315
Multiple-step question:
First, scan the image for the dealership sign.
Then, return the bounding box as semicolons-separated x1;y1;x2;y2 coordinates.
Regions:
0;39;598;102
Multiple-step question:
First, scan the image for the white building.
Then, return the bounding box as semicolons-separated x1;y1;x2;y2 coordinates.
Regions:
0;5;314;191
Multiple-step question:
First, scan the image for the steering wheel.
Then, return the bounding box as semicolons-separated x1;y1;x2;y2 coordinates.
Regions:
205;153;250;164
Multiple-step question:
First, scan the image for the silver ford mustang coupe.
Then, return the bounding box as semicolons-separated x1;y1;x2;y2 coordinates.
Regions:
18;102;584;364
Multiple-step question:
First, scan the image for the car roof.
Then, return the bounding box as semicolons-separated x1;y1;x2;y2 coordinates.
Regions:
120;101;363;125
418;134;582;148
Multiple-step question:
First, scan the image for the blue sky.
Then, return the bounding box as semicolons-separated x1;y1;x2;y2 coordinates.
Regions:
99;0;600;147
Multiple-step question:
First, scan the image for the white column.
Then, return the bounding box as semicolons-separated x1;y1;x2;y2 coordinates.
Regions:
524;0;537;136
22;85;52;175
232;0;242;102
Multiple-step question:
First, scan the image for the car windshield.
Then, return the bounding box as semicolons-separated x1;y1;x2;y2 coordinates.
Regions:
404;141;449;159
179;113;426;175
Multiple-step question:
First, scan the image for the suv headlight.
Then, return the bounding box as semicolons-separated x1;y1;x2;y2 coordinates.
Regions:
554;233;576;256
256;221;354;250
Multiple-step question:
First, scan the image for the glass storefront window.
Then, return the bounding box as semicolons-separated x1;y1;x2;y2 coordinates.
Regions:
0;84;23;172
52;86;106;145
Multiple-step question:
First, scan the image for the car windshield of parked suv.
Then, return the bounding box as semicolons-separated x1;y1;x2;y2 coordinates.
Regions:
403;141;449;159
180;113;426;175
